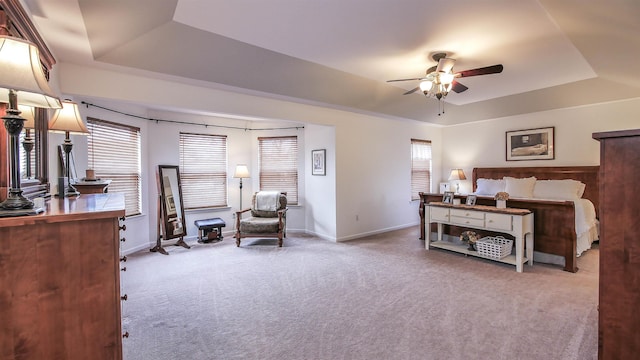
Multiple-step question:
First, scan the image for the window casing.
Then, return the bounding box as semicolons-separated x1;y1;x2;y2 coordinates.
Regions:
258;136;298;205
87;118;142;216
411;139;432;200
179;132;228;209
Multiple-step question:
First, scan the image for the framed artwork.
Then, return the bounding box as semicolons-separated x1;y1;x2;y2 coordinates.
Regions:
466;195;477;206
439;182;450;194
506;126;555;161
442;191;454;204
312;149;326;175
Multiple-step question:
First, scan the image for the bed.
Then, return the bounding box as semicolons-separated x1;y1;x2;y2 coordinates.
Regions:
419;166;599;272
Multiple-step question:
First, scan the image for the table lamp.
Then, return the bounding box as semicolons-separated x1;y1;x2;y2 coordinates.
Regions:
48;100;90;197
0;35;61;211
448;168;467;194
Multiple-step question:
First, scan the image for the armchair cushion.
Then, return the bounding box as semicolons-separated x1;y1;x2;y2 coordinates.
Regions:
250;192;287;218
239;215;282;234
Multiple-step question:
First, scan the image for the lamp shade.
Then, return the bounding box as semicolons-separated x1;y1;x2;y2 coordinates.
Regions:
18;104;36;129
48;100;89;135
0;36;61;109
233;164;250;178
448;169;467;181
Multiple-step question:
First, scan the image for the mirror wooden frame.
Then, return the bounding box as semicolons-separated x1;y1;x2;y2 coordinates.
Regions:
151;165;190;255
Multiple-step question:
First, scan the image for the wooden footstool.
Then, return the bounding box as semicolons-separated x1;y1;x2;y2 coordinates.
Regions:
194;218;226;243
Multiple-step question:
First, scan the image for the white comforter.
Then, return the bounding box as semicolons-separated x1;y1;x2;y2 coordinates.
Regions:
574;198;599;256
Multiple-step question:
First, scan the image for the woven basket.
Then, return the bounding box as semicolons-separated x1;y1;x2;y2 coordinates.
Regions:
476;236;513;259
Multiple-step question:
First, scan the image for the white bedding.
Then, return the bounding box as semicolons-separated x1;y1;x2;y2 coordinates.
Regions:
573;198;599;256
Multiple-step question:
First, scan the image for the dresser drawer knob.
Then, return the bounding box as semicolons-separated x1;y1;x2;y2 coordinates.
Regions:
123;332;129;338
121;266;127;272
121;294;128;301
119;216;126;221
120;256;127;262
119;224;127;231
120;237;126;243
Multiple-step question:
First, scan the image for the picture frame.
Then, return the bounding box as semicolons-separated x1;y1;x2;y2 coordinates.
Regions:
312;149;326;176
439;182;450;194
442;191;454;204
466;195;477;206
506;126;555;161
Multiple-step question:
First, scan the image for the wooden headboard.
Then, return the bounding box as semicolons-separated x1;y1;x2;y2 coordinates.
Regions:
472;166;600;216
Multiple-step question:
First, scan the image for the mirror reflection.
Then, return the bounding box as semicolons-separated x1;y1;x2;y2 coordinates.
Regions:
158;165;186;240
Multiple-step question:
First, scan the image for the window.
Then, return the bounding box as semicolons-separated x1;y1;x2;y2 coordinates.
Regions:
179;132;227;209
411;139;432;200
87;118;141;216
258;136;298;204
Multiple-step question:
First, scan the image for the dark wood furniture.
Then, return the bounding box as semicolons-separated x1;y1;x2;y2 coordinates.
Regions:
0;193;126;360
593;129;640;359
419;166;599;272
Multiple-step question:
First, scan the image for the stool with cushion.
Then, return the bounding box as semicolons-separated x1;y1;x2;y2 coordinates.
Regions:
235;191;287;247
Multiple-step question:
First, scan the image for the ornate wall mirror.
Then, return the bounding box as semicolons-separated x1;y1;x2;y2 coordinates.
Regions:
152;165;188;255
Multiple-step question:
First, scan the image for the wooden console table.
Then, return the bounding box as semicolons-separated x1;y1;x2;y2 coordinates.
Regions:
426;202;534;273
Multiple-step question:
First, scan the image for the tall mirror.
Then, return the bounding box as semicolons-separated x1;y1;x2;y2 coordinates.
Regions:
152;165;188;255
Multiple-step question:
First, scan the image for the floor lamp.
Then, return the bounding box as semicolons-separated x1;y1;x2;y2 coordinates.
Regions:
0;36;61;212
233;165;250;210
48;100;90;197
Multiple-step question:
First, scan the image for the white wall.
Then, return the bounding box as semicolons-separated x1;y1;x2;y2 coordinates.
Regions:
440;98;640;193
57;63;443;251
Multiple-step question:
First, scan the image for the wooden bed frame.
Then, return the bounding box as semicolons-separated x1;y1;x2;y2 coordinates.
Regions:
419;166;599;272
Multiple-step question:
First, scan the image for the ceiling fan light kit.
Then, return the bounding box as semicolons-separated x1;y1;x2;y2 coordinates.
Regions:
387;52;504;115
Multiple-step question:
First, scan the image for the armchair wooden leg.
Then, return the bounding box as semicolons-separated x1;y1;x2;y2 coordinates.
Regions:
235;233;241;247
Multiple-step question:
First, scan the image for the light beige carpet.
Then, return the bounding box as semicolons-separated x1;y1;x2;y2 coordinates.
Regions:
121;227;598;360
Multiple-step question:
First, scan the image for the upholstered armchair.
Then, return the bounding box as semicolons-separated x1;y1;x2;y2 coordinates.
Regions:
235;191;288;247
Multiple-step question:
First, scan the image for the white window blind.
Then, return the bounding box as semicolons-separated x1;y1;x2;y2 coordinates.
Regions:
411;139;432;200
179;132;228;209
87;118;141;216
258;136;298;205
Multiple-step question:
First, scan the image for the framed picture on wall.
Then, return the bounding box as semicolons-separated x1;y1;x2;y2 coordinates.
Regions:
312;149;326;176
506;126;555;161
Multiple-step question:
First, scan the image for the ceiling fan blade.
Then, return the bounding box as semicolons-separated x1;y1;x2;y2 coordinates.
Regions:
387;77;425;83
436;58;456;73
456;64;504;78
451;80;468;93
403;87;420;95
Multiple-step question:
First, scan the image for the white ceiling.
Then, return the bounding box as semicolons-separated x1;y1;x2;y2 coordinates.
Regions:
22;0;640;125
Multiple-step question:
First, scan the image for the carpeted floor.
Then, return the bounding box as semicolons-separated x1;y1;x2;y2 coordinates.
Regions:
121;227;598;360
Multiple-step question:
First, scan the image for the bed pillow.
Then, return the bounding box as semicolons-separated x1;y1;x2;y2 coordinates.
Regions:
475;178;505;196
533;179;586;200
504;176;536;198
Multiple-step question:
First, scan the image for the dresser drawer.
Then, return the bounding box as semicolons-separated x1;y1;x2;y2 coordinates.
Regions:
485;213;513;231
450;216;485;227
430;207;450;222
450;208;484;220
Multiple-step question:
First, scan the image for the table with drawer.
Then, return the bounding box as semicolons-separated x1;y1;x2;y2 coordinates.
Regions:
425;202;534;272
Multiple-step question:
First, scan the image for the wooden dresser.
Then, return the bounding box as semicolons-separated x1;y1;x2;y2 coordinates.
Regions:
0;193;126;360
593;129;640;359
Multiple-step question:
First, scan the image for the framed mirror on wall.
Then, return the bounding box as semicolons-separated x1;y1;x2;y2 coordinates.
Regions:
151;165;189;255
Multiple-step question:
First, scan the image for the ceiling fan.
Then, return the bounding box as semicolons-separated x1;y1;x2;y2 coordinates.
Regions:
387;52;504;100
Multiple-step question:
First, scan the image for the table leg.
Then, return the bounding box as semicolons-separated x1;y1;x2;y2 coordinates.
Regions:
526;232;534;266
515;235;523;273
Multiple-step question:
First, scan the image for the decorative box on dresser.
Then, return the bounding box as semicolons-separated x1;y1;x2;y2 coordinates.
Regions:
0;193;127;360
593;129;640;359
